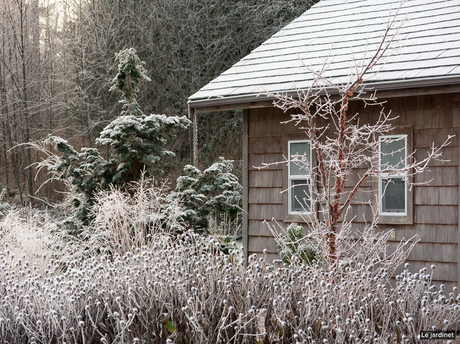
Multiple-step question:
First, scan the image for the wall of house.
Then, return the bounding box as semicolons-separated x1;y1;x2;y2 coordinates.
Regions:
245;92;460;289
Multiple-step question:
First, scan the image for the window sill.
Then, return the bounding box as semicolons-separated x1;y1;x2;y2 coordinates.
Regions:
284;213;316;224
378;214;413;225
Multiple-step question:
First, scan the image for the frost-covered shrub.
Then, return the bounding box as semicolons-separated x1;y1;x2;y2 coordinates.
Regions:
36;176;187;262
36;48;190;230
276;223;319;265
169;157;242;234
1;229;459;343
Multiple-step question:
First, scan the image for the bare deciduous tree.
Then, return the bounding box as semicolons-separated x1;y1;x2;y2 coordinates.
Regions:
0;0;42;202
264;15;452;272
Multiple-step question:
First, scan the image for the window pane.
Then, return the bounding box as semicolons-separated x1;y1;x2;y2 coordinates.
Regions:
290;180;311;212
290;141;311;176
380;137;405;169
381;178;405;213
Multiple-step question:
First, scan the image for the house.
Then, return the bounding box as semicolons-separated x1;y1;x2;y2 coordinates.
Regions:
187;0;460;289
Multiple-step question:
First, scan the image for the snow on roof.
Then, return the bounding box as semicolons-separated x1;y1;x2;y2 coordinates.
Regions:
189;0;460;107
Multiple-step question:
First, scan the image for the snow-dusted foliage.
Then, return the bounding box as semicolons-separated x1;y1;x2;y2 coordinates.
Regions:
96;113;190;183
276;223;319;265
169;157;242;233
0;230;459;343
35;49;189;230
109;48;151;101
99;48;189;184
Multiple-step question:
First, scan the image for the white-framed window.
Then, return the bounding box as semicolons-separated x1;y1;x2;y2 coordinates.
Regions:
288;140;312;214
378;134;407;216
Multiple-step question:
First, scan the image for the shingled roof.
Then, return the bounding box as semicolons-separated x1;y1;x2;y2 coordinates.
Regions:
188;0;460;110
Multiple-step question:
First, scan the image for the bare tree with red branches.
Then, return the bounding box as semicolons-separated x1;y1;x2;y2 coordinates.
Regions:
264;13;452;273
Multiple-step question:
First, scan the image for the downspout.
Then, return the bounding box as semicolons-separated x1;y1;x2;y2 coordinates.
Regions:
188;104;193;165
193;110;198;167
188;104;198;166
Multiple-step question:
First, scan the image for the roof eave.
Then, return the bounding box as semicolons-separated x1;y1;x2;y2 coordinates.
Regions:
188;76;460;113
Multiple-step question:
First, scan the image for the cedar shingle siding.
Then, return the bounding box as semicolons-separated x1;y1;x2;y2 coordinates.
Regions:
245;94;459;288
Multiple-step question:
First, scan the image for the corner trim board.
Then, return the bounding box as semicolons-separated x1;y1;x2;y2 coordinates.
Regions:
243;109;249;266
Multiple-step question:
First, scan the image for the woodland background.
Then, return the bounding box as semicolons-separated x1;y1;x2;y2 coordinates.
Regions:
0;0;318;204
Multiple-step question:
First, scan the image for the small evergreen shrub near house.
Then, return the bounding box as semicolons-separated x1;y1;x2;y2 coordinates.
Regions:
276;223;319;265
169;157;242;235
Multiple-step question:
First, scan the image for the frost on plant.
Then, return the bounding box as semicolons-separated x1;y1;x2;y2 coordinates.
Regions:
0;231;459;343
169;157;242;234
110;47;151;103
81;177;186;257
277;223;319;265
96;113;190;183
0;206;54;266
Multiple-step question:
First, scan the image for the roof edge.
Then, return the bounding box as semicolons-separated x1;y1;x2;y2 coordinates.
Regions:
189;76;460;113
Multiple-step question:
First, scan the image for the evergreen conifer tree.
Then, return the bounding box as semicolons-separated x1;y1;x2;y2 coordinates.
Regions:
45;49;190;231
